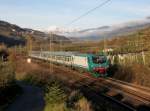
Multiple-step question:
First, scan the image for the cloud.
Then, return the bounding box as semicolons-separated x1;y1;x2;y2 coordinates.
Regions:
44;26;81;34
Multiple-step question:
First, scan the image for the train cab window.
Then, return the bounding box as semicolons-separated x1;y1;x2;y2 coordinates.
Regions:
92;56;106;64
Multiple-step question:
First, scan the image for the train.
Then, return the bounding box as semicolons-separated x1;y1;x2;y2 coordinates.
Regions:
29;51;110;77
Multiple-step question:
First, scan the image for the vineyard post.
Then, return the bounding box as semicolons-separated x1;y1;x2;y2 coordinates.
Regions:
142;51;146;65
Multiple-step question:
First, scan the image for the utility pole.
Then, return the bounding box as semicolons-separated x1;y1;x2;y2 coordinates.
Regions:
27;35;32;55
60;40;62;52
26;35;32;64
49;32;53;73
141;34;146;65
49;33;51;51
103;36;107;55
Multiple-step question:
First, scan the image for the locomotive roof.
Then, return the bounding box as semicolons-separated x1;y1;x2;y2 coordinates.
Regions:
37;51;79;56
31;51;105;57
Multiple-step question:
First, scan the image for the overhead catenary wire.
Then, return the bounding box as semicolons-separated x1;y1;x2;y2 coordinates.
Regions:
66;0;111;26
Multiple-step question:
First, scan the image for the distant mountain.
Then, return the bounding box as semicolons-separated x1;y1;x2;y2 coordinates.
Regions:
45;26;80;34
0;20;70;46
62;17;150;40
147;16;150;19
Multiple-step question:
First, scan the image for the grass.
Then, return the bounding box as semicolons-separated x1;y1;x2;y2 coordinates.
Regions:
75;97;93;111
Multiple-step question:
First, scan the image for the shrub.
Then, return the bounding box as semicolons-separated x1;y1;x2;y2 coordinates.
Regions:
0;62;21;110
22;72;38;85
0;62;15;89
45;81;66;104
44;81;68;111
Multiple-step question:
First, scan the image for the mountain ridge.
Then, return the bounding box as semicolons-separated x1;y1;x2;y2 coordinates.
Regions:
0;20;70;46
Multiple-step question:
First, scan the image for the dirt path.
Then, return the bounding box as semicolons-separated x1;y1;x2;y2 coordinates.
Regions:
6;82;45;111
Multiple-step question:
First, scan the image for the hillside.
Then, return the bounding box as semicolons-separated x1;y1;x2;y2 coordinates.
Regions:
0;20;70;46
106;26;150;53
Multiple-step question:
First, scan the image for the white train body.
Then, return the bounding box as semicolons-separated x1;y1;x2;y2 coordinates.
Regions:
29;51;89;69
72;56;89;68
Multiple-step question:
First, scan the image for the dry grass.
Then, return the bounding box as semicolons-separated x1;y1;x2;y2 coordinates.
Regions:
44;103;67;111
131;64;150;87
112;64;150;87
75;97;93;111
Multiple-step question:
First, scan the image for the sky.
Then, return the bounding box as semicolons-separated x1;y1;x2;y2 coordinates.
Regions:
0;0;150;30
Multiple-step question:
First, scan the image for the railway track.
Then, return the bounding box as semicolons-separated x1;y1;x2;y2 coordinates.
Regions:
75;73;150;109
106;78;150;103
107;77;150;93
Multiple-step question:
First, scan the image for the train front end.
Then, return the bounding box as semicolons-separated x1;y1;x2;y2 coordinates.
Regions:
89;54;110;77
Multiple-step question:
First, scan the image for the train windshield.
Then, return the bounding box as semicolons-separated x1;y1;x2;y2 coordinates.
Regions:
92;56;106;64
